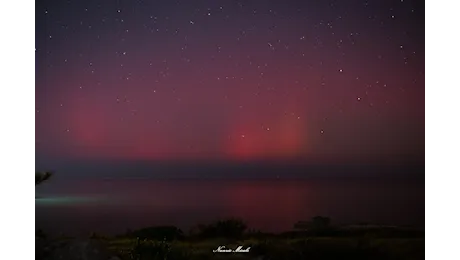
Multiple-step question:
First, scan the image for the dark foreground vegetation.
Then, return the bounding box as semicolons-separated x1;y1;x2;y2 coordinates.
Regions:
35;172;423;259
36;217;424;260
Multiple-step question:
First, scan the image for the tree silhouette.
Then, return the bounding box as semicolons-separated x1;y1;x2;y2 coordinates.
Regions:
32;168;53;208
32;168;53;186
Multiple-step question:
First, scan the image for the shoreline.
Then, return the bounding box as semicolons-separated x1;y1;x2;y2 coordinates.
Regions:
36;221;424;260
36;223;425;240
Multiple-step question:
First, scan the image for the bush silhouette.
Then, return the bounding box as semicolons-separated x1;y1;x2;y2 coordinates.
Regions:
294;216;331;231
311;216;331;229
128;226;184;241
197;218;247;238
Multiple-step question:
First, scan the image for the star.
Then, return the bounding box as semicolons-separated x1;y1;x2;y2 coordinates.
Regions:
35;0;424;170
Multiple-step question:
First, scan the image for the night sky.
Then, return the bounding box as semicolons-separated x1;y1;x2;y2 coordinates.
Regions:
36;0;424;173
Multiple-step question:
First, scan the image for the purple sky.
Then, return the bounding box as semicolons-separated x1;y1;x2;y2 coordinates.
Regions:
36;0;424;168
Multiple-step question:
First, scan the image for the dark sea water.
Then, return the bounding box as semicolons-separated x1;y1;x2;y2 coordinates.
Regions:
35;178;424;236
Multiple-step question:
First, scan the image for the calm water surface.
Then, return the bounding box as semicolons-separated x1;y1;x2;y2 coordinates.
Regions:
35;178;424;235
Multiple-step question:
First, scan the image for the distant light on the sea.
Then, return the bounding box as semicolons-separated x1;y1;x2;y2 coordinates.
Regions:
35;196;106;205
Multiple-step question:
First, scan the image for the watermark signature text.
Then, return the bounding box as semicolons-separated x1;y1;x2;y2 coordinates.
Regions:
213;246;251;253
